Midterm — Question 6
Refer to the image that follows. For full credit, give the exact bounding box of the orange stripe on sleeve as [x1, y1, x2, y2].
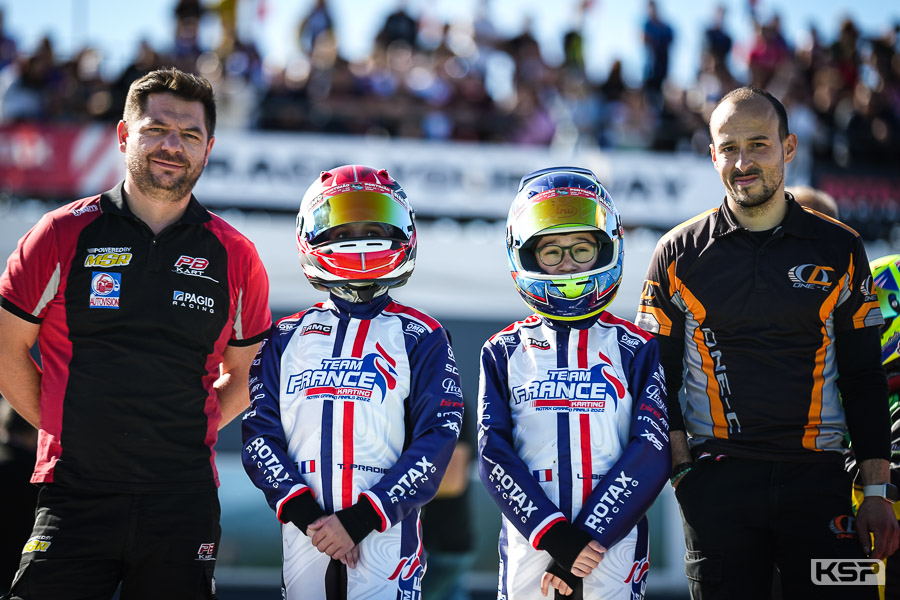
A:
[803, 273, 843, 450]
[852, 300, 881, 330]
[638, 279, 673, 336]
[674, 274, 729, 439]
[636, 306, 673, 336]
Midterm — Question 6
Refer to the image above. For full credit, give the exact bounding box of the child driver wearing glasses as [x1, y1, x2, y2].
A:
[476, 167, 671, 599]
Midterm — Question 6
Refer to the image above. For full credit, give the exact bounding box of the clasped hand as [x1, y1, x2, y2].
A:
[541, 540, 606, 596]
[306, 515, 361, 568]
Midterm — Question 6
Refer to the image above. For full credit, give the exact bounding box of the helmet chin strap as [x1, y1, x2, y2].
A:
[332, 283, 389, 303]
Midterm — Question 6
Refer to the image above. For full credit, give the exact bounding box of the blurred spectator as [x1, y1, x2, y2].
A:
[109, 39, 162, 116]
[0, 397, 38, 593]
[830, 17, 861, 91]
[470, 0, 499, 75]
[172, 0, 205, 73]
[0, 56, 45, 122]
[298, 0, 333, 56]
[60, 46, 115, 121]
[561, 0, 593, 76]
[205, 7, 263, 129]
[696, 5, 737, 116]
[0, 9, 17, 71]
[216, 11, 262, 83]
[254, 61, 309, 130]
[642, 0, 674, 100]
[834, 82, 900, 167]
[783, 82, 817, 185]
[795, 24, 828, 89]
[747, 16, 792, 88]
[788, 185, 840, 219]
[174, 0, 205, 24]
[501, 16, 548, 90]
[376, 1, 419, 50]
[0, 37, 63, 122]
[0, 2, 897, 173]
[703, 5, 732, 67]
[509, 85, 555, 145]
[600, 58, 627, 102]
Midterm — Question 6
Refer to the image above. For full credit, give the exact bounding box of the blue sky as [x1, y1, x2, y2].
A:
[3, 0, 898, 86]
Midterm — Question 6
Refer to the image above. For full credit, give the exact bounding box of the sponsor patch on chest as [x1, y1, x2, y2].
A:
[172, 290, 216, 313]
[89, 272, 121, 308]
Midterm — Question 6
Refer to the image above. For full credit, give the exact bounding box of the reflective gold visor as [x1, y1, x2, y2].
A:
[513, 193, 611, 242]
[305, 191, 413, 241]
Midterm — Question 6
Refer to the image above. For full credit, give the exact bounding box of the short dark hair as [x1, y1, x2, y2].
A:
[712, 86, 789, 141]
[123, 67, 216, 138]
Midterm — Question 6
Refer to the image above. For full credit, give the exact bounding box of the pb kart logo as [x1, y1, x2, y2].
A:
[173, 255, 219, 283]
[90, 272, 121, 309]
[286, 342, 397, 402]
[811, 559, 884, 586]
[196, 543, 216, 561]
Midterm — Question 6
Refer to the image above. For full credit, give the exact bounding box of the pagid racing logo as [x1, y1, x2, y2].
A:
[173, 290, 216, 313]
[511, 365, 625, 412]
[286, 342, 397, 402]
[89, 272, 121, 309]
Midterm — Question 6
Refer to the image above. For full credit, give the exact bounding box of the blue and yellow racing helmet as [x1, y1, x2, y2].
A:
[506, 167, 624, 321]
[871, 254, 900, 366]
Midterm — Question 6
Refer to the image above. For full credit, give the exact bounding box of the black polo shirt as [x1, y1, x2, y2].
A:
[636, 197, 888, 462]
[0, 182, 271, 493]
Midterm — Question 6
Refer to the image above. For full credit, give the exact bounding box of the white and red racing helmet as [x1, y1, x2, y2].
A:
[297, 165, 417, 302]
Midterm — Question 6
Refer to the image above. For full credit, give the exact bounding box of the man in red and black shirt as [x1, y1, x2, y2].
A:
[0, 68, 271, 600]
[636, 86, 898, 599]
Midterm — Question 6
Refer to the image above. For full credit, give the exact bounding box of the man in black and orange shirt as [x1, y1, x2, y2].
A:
[0, 68, 271, 599]
[636, 86, 898, 599]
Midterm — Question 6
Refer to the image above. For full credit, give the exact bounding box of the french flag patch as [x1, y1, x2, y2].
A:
[299, 460, 316, 474]
[533, 469, 553, 482]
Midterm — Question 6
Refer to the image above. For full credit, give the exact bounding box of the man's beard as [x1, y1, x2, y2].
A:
[727, 167, 783, 210]
[127, 150, 205, 203]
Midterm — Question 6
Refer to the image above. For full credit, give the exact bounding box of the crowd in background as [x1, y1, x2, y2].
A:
[0, 0, 898, 169]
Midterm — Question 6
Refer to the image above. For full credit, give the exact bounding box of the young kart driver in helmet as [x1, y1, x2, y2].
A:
[477, 167, 671, 599]
[847, 254, 900, 597]
[241, 165, 462, 600]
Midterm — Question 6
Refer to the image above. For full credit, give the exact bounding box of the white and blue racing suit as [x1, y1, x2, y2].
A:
[242, 293, 462, 599]
[478, 312, 670, 600]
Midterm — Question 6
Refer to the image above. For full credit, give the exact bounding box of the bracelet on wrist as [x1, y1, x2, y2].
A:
[670, 462, 694, 485]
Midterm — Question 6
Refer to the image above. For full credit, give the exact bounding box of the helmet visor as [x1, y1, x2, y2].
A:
[304, 191, 413, 243]
[512, 190, 613, 243]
